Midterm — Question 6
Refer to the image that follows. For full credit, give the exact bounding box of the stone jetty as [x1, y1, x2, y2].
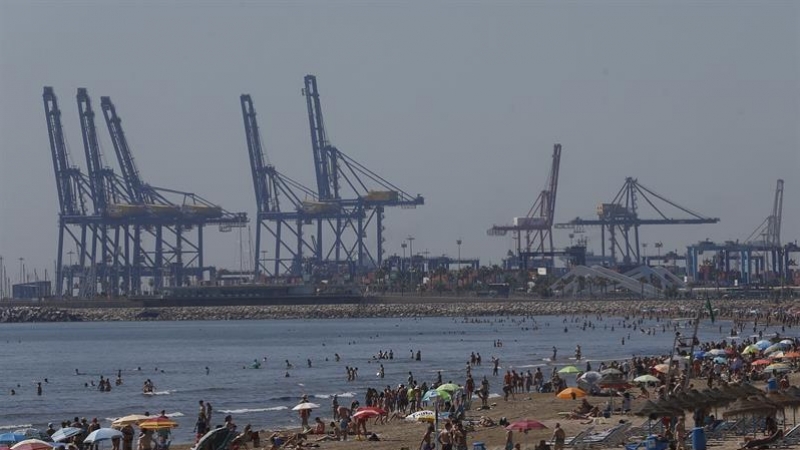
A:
[0, 297, 792, 323]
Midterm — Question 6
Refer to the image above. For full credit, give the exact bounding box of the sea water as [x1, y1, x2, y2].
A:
[0, 314, 776, 443]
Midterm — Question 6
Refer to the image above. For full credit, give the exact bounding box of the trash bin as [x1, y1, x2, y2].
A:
[692, 427, 707, 450]
[645, 435, 658, 450]
[767, 378, 778, 392]
[472, 442, 486, 450]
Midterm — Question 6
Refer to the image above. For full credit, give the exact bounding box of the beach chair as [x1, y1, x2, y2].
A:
[624, 420, 662, 442]
[705, 419, 744, 442]
[575, 423, 632, 449]
[779, 423, 800, 447]
[547, 426, 594, 447]
[740, 429, 783, 450]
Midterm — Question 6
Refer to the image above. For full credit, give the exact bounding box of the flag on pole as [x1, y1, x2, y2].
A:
[706, 298, 715, 323]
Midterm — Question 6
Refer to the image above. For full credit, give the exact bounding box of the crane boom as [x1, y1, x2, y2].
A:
[767, 179, 784, 247]
[240, 94, 275, 213]
[100, 96, 148, 204]
[43, 87, 82, 216]
[303, 75, 337, 200]
[77, 88, 111, 214]
[546, 143, 561, 227]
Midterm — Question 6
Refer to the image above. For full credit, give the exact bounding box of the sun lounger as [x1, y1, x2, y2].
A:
[574, 423, 632, 449]
[779, 424, 800, 447]
[547, 426, 595, 447]
[740, 429, 783, 449]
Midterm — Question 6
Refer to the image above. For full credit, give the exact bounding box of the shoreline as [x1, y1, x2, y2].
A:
[0, 297, 793, 323]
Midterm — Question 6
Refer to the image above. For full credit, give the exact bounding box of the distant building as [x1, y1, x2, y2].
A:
[12, 281, 51, 299]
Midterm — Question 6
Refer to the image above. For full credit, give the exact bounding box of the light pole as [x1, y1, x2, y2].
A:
[642, 243, 648, 266]
[407, 236, 415, 290]
[18, 257, 24, 284]
[401, 243, 407, 295]
[655, 242, 663, 266]
[456, 239, 462, 294]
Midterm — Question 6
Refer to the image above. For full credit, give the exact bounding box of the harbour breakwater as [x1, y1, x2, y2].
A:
[0, 297, 791, 323]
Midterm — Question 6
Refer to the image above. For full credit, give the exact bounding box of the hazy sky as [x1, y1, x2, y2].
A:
[1, 1, 798, 279]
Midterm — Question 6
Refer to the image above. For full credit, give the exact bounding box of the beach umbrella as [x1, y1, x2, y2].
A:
[356, 406, 386, 415]
[50, 429, 82, 443]
[784, 351, 800, 359]
[653, 364, 670, 373]
[136, 418, 178, 430]
[111, 415, 149, 427]
[705, 349, 727, 357]
[558, 366, 581, 374]
[352, 409, 382, 420]
[195, 427, 236, 450]
[580, 371, 601, 382]
[713, 356, 728, 364]
[84, 429, 122, 444]
[723, 397, 777, 419]
[752, 359, 771, 366]
[765, 344, 783, 354]
[755, 340, 772, 350]
[10, 440, 51, 450]
[405, 410, 436, 422]
[505, 419, 548, 431]
[556, 387, 586, 399]
[11, 432, 46, 443]
[437, 383, 460, 392]
[0, 435, 26, 445]
[742, 345, 759, 355]
[780, 339, 794, 346]
[770, 351, 786, 359]
[600, 368, 622, 376]
[633, 374, 659, 383]
[291, 402, 320, 411]
[765, 363, 791, 373]
[423, 389, 450, 402]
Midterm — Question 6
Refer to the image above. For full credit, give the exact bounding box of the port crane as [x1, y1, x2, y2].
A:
[488, 144, 562, 269]
[302, 75, 424, 269]
[44, 87, 98, 297]
[44, 86, 247, 297]
[557, 177, 720, 266]
[241, 94, 362, 278]
[100, 94, 247, 293]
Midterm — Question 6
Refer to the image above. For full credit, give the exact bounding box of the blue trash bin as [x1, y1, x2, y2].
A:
[767, 378, 778, 392]
[692, 427, 707, 450]
[472, 442, 486, 450]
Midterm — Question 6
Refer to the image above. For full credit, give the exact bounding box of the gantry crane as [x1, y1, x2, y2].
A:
[43, 87, 96, 297]
[302, 75, 424, 269]
[557, 177, 720, 266]
[488, 144, 562, 269]
[76, 88, 133, 296]
[241, 94, 363, 277]
[44, 86, 247, 297]
[100, 94, 247, 293]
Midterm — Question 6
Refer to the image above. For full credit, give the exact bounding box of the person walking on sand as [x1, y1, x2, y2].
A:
[553, 423, 566, 450]
[420, 424, 434, 450]
[505, 429, 514, 450]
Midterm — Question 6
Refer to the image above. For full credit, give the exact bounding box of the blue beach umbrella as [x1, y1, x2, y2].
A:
[0, 434, 26, 445]
[755, 340, 772, 350]
[84, 429, 122, 444]
[423, 389, 450, 402]
[50, 429, 82, 443]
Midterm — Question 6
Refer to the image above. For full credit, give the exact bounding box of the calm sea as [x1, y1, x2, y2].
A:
[0, 314, 777, 443]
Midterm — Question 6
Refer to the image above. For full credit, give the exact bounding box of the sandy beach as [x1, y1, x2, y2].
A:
[160, 372, 800, 450]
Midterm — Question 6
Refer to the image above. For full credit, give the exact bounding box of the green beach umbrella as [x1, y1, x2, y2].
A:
[558, 365, 581, 374]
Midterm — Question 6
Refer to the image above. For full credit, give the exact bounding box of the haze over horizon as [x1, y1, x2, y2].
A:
[1, 1, 798, 280]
